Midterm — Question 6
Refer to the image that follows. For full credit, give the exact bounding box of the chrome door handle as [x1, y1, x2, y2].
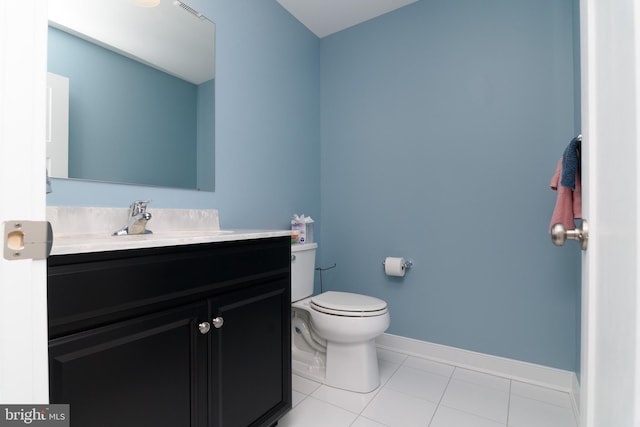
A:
[551, 220, 589, 250]
[198, 322, 211, 334]
[212, 317, 224, 329]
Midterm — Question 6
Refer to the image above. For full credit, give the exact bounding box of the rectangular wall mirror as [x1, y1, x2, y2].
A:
[47, 0, 216, 191]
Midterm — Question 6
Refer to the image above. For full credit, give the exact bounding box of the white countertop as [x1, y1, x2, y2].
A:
[50, 229, 293, 256]
[47, 206, 292, 256]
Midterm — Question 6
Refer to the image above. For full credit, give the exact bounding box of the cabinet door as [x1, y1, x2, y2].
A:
[49, 303, 209, 427]
[210, 279, 291, 427]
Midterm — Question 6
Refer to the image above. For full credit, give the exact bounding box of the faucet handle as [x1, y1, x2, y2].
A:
[131, 200, 152, 215]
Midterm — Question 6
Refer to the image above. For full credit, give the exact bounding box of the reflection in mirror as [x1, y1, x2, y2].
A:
[47, 0, 215, 191]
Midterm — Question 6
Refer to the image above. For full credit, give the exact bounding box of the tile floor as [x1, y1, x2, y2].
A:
[279, 348, 578, 427]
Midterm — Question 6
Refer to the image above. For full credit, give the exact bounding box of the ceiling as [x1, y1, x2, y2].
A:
[47, 0, 416, 85]
[48, 0, 215, 84]
[276, 0, 419, 38]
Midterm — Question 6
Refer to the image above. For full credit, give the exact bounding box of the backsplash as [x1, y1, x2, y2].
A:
[47, 206, 220, 236]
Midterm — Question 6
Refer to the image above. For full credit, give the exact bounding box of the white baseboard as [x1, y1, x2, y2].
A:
[570, 373, 581, 421]
[376, 333, 579, 396]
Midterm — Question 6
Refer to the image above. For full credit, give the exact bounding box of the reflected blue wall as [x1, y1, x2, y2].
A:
[48, 27, 198, 188]
[197, 79, 215, 191]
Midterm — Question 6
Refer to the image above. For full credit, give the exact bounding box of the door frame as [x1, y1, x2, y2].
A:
[0, 0, 49, 402]
[580, 0, 640, 425]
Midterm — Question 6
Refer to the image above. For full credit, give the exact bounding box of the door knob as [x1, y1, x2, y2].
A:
[198, 322, 211, 334]
[212, 317, 224, 329]
[551, 220, 589, 250]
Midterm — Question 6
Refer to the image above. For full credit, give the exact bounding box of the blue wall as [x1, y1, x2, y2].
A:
[319, 0, 580, 371]
[47, 0, 321, 231]
[47, 0, 581, 372]
[48, 27, 198, 188]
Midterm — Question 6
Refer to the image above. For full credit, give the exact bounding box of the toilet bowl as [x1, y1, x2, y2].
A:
[291, 243, 390, 393]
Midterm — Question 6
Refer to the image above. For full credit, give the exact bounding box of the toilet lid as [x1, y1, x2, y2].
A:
[310, 291, 388, 317]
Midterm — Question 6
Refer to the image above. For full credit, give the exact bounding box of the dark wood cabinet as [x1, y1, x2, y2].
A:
[49, 302, 209, 426]
[48, 237, 291, 427]
[211, 280, 289, 427]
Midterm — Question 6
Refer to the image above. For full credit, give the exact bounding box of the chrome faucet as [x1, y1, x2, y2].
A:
[113, 200, 153, 236]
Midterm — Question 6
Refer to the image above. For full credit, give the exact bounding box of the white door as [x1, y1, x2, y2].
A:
[580, 0, 640, 425]
[0, 0, 49, 402]
[46, 72, 70, 179]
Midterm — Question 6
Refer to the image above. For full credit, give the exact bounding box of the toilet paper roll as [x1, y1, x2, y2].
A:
[384, 257, 406, 277]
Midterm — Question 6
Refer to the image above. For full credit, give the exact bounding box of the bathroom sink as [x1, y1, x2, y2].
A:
[108, 229, 237, 243]
[122, 229, 236, 238]
[162, 229, 235, 236]
[50, 228, 290, 255]
[50, 229, 239, 255]
[47, 206, 290, 256]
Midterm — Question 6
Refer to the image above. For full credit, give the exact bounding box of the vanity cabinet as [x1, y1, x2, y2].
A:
[47, 237, 291, 427]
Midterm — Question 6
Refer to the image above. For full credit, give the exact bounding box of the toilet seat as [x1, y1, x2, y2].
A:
[310, 291, 388, 317]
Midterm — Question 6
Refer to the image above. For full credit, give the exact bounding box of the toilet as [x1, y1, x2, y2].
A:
[291, 243, 390, 393]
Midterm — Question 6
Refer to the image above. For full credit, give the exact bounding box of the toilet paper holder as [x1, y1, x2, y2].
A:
[382, 258, 413, 269]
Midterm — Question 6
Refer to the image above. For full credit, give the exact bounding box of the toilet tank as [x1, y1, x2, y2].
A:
[291, 243, 317, 302]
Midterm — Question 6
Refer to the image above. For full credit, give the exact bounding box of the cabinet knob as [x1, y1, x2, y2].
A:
[198, 322, 211, 334]
[212, 317, 224, 329]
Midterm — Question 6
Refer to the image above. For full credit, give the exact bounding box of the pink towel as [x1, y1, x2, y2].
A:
[550, 158, 582, 231]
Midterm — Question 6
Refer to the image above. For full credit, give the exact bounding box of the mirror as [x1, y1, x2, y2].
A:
[47, 0, 215, 191]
